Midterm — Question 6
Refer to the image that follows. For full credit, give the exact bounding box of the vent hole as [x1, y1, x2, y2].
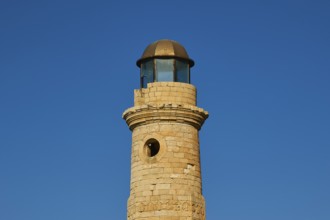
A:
[145, 139, 160, 157]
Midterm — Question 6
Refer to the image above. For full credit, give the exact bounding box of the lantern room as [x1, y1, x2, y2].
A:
[136, 39, 195, 88]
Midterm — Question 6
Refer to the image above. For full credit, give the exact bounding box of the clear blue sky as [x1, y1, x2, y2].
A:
[0, 0, 329, 219]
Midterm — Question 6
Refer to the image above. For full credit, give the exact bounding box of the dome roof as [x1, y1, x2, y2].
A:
[136, 39, 195, 67]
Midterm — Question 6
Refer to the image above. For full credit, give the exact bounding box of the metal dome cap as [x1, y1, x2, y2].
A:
[136, 39, 195, 67]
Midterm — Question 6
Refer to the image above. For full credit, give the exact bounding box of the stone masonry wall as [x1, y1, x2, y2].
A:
[124, 82, 208, 220]
[134, 82, 196, 106]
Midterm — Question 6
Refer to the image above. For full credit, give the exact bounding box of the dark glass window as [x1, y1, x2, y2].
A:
[141, 60, 154, 88]
[140, 58, 191, 87]
[176, 60, 189, 83]
[155, 59, 174, 82]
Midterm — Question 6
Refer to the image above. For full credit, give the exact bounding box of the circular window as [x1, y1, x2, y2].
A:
[144, 139, 160, 157]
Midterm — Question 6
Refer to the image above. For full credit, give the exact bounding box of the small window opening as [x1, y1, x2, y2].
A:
[145, 139, 160, 157]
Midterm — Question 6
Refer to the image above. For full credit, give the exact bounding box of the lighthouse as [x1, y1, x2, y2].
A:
[123, 39, 209, 220]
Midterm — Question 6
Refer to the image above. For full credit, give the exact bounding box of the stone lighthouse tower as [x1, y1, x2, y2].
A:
[123, 39, 209, 220]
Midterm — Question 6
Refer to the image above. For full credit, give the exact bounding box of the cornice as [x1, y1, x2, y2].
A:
[123, 104, 209, 131]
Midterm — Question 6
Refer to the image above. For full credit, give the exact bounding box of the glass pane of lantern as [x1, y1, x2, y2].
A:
[176, 60, 189, 83]
[141, 60, 154, 88]
[155, 59, 174, 82]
